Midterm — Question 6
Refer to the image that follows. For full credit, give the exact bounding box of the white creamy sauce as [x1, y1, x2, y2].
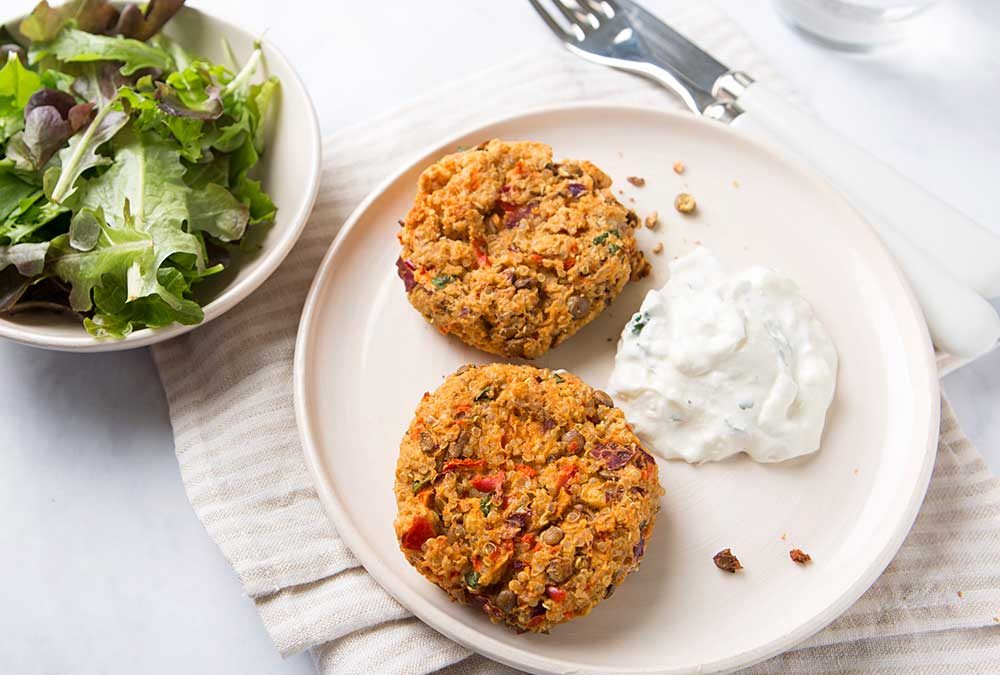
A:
[608, 247, 838, 463]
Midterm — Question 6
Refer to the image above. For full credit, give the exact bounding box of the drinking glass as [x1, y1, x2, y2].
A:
[773, 0, 939, 49]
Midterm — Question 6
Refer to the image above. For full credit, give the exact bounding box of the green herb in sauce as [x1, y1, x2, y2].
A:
[630, 312, 649, 335]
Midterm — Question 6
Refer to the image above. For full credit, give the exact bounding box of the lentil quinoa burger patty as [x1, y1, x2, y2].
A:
[394, 363, 663, 633]
[396, 140, 650, 359]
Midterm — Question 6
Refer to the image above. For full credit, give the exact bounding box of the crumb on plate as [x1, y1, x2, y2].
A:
[627, 176, 646, 187]
[713, 548, 742, 573]
[645, 211, 659, 229]
[674, 193, 696, 214]
[672, 161, 685, 175]
[790, 548, 812, 564]
[652, 242, 663, 254]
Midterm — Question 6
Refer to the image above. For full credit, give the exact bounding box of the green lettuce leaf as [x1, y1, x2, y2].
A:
[0, 52, 43, 142]
[46, 206, 201, 336]
[0, 241, 49, 275]
[77, 126, 203, 268]
[0, 166, 40, 222]
[248, 76, 278, 154]
[41, 28, 174, 76]
[186, 183, 248, 242]
[45, 100, 129, 203]
[0, 197, 68, 244]
[47, 206, 152, 311]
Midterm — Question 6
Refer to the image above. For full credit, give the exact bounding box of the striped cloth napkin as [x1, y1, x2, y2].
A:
[151, 2, 1000, 672]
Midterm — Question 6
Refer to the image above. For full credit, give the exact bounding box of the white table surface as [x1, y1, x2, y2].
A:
[2, 1, 997, 674]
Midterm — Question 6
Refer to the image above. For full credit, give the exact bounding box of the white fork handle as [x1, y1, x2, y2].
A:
[730, 84, 1000, 358]
[733, 81, 1000, 300]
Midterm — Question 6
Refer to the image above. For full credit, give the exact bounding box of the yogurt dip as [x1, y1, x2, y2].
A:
[608, 247, 838, 463]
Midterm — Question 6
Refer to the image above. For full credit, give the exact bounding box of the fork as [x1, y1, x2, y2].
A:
[528, 0, 1000, 359]
[527, 0, 742, 118]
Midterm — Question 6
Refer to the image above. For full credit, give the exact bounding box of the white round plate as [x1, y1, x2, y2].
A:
[295, 105, 939, 674]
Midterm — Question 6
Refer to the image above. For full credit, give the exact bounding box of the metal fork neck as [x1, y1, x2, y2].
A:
[704, 71, 754, 124]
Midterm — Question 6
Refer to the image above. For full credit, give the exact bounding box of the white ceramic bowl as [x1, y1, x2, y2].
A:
[0, 6, 321, 351]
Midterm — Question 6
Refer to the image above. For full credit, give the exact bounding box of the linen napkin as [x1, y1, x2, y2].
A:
[152, 2, 1000, 672]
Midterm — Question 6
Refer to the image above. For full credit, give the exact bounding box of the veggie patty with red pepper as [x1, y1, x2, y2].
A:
[394, 363, 663, 633]
[396, 140, 649, 359]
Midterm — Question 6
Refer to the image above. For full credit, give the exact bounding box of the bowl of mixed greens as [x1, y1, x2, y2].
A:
[0, 0, 321, 350]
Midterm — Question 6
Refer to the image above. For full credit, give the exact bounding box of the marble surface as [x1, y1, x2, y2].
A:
[1, 1, 997, 674]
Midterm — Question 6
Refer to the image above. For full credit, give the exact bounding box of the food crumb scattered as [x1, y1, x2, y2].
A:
[629, 197, 635, 203]
[627, 176, 646, 187]
[645, 211, 659, 229]
[957, 590, 963, 598]
[673, 161, 685, 175]
[994, 616, 999, 623]
[732, 180, 740, 188]
[713, 548, 743, 573]
[790, 548, 812, 564]
[674, 192, 697, 214]
[853, 468, 859, 476]
[780, 532, 787, 541]
[652, 242, 664, 255]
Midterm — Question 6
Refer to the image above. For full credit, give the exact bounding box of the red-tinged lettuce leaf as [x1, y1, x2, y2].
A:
[71, 62, 128, 105]
[6, 90, 96, 172]
[154, 81, 222, 120]
[0, 266, 33, 311]
[24, 87, 75, 118]
[5, 106, 69, 171]
[113, 0, 186, 42]
[20, 0, 185, 45]
[1, 45, 27, 66]
[20, 0, 120, 43]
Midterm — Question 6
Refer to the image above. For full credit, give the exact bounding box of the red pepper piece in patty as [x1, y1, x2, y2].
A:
[472, 238, 491, 268]
[546, 586, 567, 602]
[472, 471, 505, 493]
[441, 458, 486, 473]
[554, 464, 578, 492]
[401, 516, 436, 550]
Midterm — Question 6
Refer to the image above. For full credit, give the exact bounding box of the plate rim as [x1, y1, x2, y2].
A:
[294, 102, 940, 674]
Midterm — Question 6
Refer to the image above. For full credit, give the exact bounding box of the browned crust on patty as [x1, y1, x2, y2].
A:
[397, 140, 649, 359]
[394, 363, 663, 632]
